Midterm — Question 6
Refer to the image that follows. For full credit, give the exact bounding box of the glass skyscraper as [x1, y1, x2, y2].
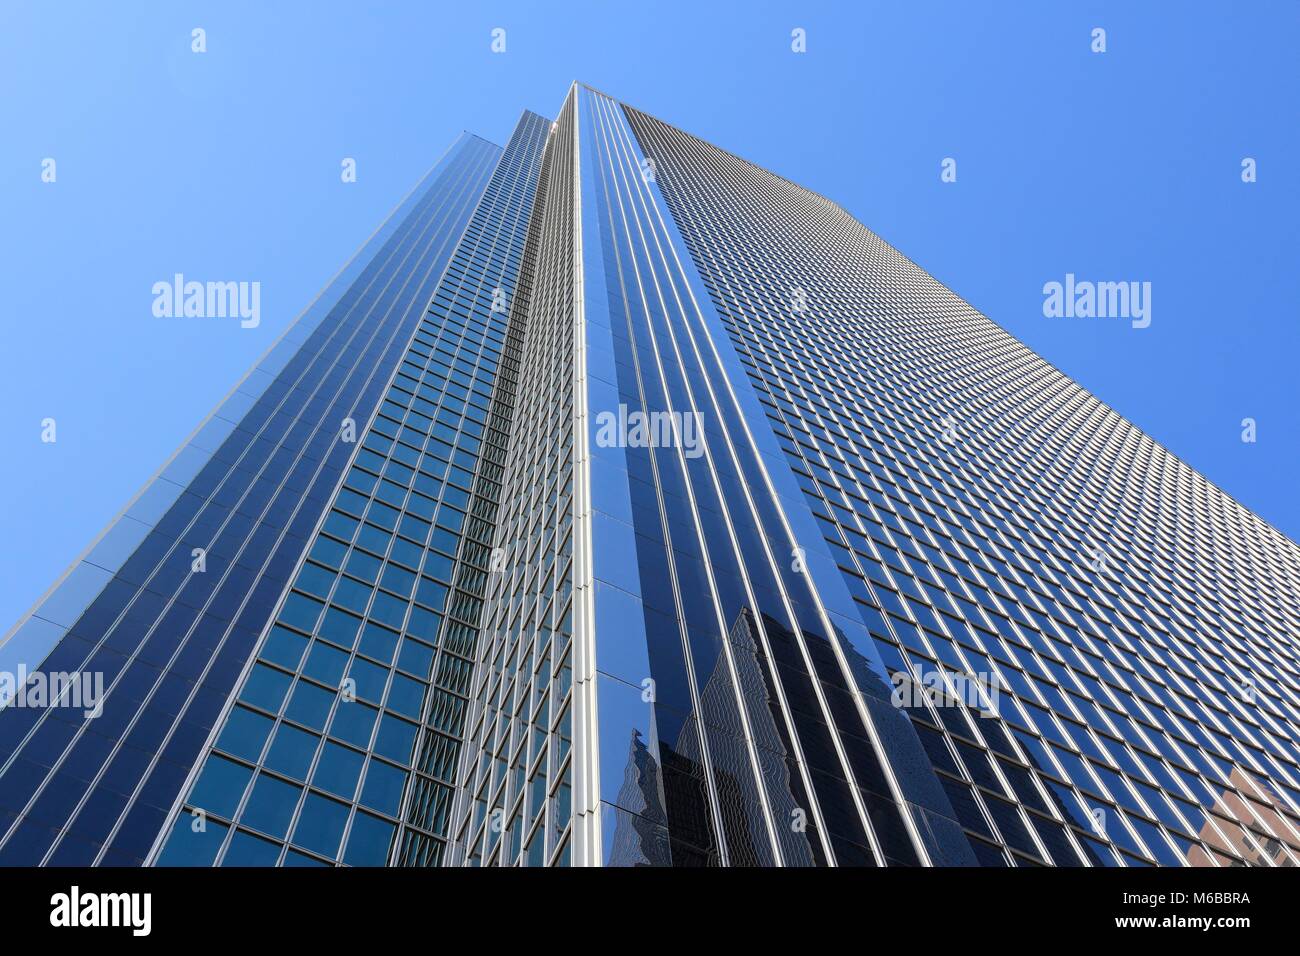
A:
[3, 84, 1299, 868]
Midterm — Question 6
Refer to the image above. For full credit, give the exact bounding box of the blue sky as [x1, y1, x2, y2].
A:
[2, 1, 1297, 630]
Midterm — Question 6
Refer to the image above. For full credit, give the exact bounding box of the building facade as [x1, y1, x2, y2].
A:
[3, 85, 1299, 868]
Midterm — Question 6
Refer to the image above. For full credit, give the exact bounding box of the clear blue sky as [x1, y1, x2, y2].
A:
[2, 1, 1297, 630]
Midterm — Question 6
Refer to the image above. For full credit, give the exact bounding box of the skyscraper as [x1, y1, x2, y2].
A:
[3, 84, 1298, 868]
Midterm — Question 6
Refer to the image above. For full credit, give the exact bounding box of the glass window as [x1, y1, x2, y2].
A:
[264, 724, 320, 781]
[348, 658, 390, 703]
[189, 754, 252, 819]
[369, 591, 408, 630]
[261, 625, 308, 670]
[222, 829, 282, 866]
[284, 680, 336, 731]
[332, 577, 373, 615]
[359, 759, 406, 816]
[304, 641, 349, 686]
[241, 774, 302, 839]
[397, 638, 435, 678]
[280, 593, 325, 633]
[343, 812, 395, 867]
[344, 550, 381, 584]
[239, 663, 291, 713]
[386, 674, 424, 719]
[319, 607, 362, 648]
[373, 714, 419, 763]
[358, 623, 399, 664]
[330, 701, 379, 748]
[215, 706, 273, 763]
[294, 563, 335, 600]
[156, 815, 229, 866]
[313, 741, 364, 800]
[292, 793, 349, 859]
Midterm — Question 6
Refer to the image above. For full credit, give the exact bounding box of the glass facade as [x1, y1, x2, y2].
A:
[153, 112, 552, 867]
[615, 99, 1300, 868]
[4, 83, 1298, 869]
[0, 127, 504, 866]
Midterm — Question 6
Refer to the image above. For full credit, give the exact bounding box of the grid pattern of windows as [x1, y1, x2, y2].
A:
[8, 86, 1297, 871]
[153, 113, 551, 867]
[449, 94, 578, 868]
[571, 89, 947, 867]
[452, 85, 976, 869]
[624, 104, 1300, 867]
[0, 134, 499, 867]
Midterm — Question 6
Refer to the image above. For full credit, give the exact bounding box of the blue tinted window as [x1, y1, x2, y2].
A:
[283, 849, 329, 867]
[284, 681, 335, 731]
[386, 674, 424, 719]
[292, 793, 349, 859]
[358, 623, 399, 664]
[348, 658, 390, 703]
[239, 663, 291, 713]
[415, 578, 448, 611]
[304, 641, 349, 685]
[215, 706, 273, 763]
[308, 536, 347, 570]
[373, 714, 418, 763]
[241, 774, 301, 839]
[223, 829, 281, 866]
[406, 607, 441, 642]
[264, 724, 320, 781]
[397, 638, 434, 677]
[155, 815, 228, 866]
[344, 550, 381, 583]
[330, 702, 378, 748]
[280, 593, 324, 632]
[261, 626, 308, 670]
[313, 742, 364, 800]
[319, 607, 362, 648]
[332, 577, 372, 615]
[294, 563, 335, 599]
[343, 812, 395, 867]
[189, 755, 252, 818]
[368, 591, 407, 629]
[359, 759, 406, 816]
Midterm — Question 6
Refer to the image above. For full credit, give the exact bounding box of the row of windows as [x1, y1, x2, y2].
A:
[0, 136, 504, 867]
[628, 104, 1300, 867]
[154, 114, 553, 866]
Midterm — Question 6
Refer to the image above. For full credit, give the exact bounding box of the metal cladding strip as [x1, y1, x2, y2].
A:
[583, 88, 786, 864]
[581, 87, 735, 865]
[0, 133, 500, 866]
[568, 87, 603, 868]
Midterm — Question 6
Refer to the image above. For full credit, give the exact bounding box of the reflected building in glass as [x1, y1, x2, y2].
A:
[3, 85, 1299, 868]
